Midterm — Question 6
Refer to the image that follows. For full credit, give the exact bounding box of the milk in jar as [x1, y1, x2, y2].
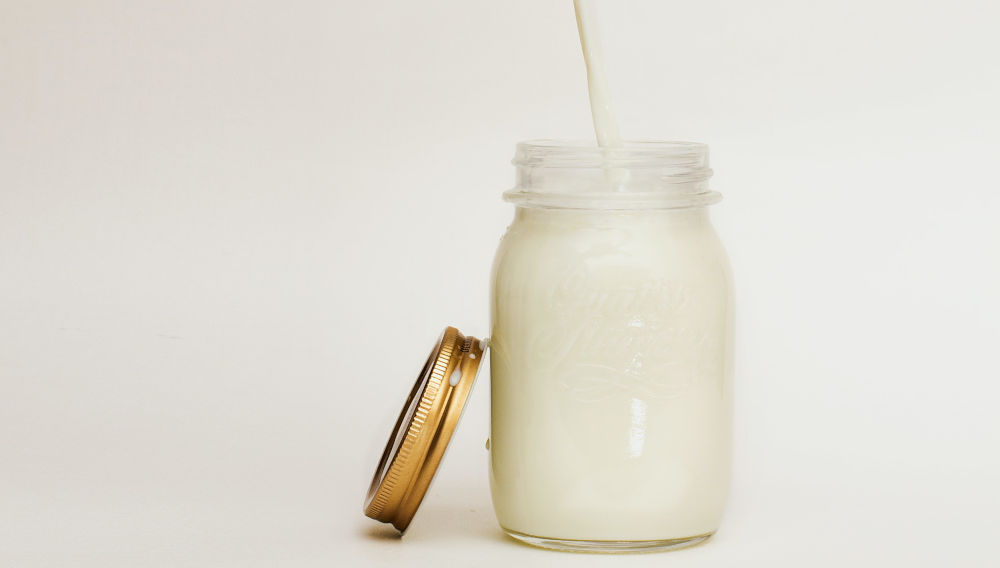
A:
[488, 140, 733, 551]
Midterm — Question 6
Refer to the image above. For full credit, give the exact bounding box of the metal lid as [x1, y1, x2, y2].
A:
[363, 326, 485, 532]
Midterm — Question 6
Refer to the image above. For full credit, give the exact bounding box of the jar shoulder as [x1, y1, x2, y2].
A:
[492, 212, 732, 285]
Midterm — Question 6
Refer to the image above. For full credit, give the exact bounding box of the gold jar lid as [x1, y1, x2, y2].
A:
[364, 326, 485, 532]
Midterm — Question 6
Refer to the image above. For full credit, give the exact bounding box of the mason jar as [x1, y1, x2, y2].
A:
[488, 140, 734, 552]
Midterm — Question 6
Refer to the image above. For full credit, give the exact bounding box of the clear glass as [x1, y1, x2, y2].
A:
[489, 140, 733, 553]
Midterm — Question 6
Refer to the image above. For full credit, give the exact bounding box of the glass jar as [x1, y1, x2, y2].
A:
[488, 140, 733, 552]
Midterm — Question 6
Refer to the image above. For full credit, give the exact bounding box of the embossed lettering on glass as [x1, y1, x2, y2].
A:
[489, 140, 733, 553]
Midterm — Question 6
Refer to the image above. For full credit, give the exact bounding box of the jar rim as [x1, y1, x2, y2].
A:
[513, 139, 709, 169]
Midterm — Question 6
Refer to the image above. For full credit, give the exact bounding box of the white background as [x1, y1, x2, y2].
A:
[2, 0, 999, 566]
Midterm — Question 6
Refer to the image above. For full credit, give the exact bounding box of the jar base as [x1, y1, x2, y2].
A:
[502, 529, 714, 554]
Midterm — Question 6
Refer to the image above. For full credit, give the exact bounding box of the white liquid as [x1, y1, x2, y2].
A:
[573, 0, 621, 148]
[574, 0, 629, 192]
[489, 208, 733, 541]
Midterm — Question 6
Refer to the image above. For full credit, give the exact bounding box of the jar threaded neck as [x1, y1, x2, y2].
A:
[506, 140, 720, 210]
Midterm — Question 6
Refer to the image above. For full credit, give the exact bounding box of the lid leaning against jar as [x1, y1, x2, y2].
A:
[364, 326, 485, 532]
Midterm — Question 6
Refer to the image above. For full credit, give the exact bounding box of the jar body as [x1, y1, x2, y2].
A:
[489, 206, 733, 547]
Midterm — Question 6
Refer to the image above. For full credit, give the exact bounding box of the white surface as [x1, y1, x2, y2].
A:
[1, 0, 999, 566]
